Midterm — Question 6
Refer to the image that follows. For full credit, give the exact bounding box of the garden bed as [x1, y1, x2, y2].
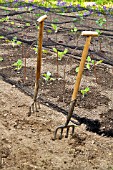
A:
[0, 2, 113, 169]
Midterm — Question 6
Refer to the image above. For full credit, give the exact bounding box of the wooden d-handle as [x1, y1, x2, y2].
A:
[81, 31, 98, 37]
[37, 15, 47, 23]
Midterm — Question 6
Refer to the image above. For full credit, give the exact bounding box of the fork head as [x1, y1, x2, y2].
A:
[54, 124, 75, 140]
[27, 101, 40, 117]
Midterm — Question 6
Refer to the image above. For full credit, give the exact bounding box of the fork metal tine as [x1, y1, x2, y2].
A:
[54, 125, 75, 140]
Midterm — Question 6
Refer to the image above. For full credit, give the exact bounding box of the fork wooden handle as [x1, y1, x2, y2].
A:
[71, 31, 98, 101]
[36, 15, 47, 81]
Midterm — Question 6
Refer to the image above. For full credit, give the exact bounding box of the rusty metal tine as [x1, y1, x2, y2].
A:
[54, 127, 60, 140]
[32, 103, 34, 113]
[65, 127, 69, 138]
[35, 103, 37, 112]
[59, 127, 64, 139]
[72, 125, 75, 136]
[54, 126, 64, 140]
[54, 131, 57, 140]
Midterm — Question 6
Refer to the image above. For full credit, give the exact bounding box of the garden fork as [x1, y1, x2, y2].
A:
[54, 31, 98, 139]
[28, 15, 47, 116]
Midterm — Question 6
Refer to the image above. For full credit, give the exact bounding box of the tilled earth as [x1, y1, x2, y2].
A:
[0, 78, 113, 170]
[0, 2, 113, 170]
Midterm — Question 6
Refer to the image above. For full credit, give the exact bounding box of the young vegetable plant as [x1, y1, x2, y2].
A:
[80, 87, 90, 98]
[12, 59, 23, 71]
[0, 16, 9, 22]
[95, 29, 101, 35]
[75, 56, 103, 73]
[51, 24, 58, 33]
[70, 26, 78, 33]
[33, 45, 48, 54]
[51, 23, 59, 42]
[96, 18, 106, 27]
[43, 71, 55, 81]
[86, 56, 103, 70]
[53, 48, 68, 60]
[86, 55, 95, 70]
[11, 37, 22, 47]
[33, 45, 38, 54]
[26, 22, 30, 26]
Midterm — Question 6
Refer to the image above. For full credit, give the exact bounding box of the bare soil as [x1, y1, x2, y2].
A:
[0, 2, 113, 170]
[0, 78, 113, 170]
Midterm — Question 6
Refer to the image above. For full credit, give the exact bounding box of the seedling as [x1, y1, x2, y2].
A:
[0, 16, 9, 22]
[71, 26, 78, 33]
[43, 71, 55, 81]
[12, 59, 23, 71]
[33, 45, 38, 54]
[33, 45, 48, 54]
[86, 55, 95, 70]
[53, 18, 59, 22]
[75, 66, 79, 73]
[53, 48, 68, 60]
[35, 13, 42, 17]
[95, 29, 101, 35]
[80, 87, 90, 97]
[26, 22, 30, 26]
[75, 56, 103, 72]
[47, 29, 52, 33]
[42, 49, 48, 54]
[51, 24, 58, 33]
[96, 18, 106, 27]
[11, 37, 22, 47]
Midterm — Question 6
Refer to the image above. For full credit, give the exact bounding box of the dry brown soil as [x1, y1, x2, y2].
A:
[0, 78, 113, 170]
[0, 2, 113, 170]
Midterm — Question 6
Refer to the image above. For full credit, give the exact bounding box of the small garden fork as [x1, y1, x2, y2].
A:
[54, 31, 98, 139]
[28, 15, 47, 116]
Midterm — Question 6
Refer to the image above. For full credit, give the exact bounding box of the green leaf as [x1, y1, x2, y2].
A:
[73, 27, 78, 32]
[51, 24, 58, 32]
[35, 13, 41, 17]
[96, 60, 103, 65]
[64, 48, 68, 54]
[86, 63, 90, 70]
[95, 29, 101, 35]
[58, 52, 63, 60]
[11, 21, 14, 25]
[47, 29, 52, 33]
[46, 71, 51, 77]
[91, 60, 95, 65]
[42, 49, 48, 54]
[43, 71, 52, 81]
[26, 23, 30, 26]
[73, 18, 77, 22]
[75, 67, 79, 73]
[81, 89, 85, 96]
[12, 59, 22, 70]
[17, 41, 22, 45]
[17, 59, 22, 65]
[0, 57, 3, 61]
[80, 87, 90, 97]
[85, 87, 90, 92]
[53, 18, 59, 22]
[53, 47, 57, 53]
[87, 56, 91, 62]
[0, 36, 4, 39]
